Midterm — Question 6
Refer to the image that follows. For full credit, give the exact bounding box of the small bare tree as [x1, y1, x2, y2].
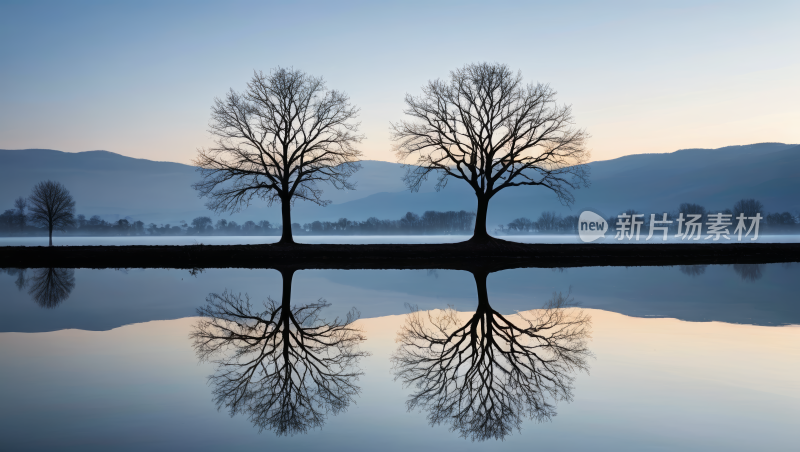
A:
[392, 63, 590, 242]
[13, 197, 27, 231]
[28, 180, 76, 246]
[191, 269, 368, 435]
[392, 270, 592, 441]
[193, 68, 363, 245]
[733, 198, 764, 231]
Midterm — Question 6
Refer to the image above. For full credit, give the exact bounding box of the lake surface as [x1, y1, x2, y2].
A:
[1, 264, 799, 451]
[2, 234, 800, 246]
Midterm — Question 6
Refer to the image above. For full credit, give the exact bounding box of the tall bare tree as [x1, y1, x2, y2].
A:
[392, 270, 592, 441]
[193, 68, 363, 245]
[191, 268, 368, 435]
[392, 63, 590, 242]
[28, 180, 76, 246]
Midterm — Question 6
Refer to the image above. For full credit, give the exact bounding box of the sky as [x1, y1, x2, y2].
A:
[0, 0, 797, 165]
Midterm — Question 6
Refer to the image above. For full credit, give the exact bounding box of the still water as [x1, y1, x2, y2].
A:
[1, 264, 799, 451]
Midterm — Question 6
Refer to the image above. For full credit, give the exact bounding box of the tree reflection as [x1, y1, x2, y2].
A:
[392, 270, 592, 441]
[679, 265, 708, 277]
[191, 268, 368, 436]
[13, 269, 27, 291]
[1, 268, 29, 291]
[733, 264, 763, 282]
[27, 268, 75, 308]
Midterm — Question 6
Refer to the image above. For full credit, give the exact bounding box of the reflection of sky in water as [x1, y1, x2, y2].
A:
[1, 311, 798, 451]
[0, 264, 799, 450]
[1, 263, 799, 332]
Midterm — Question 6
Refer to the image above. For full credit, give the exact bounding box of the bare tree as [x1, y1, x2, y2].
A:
[392, 270, 592, 441]
[28, 180, 76, 246]
[13, 197, 27, 231]
[536, 211, 561, 232]
[678, 202, 707, 225]
[191, 269, 368, 435]
[193, 68, 364, 245]
[392, 63, 590, 242]
[27, 268, 75, 308]
[733, 198, 764, 231]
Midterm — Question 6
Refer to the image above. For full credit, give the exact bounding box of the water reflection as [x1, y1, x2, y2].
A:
[27, 268, 76, 308]
[191, 268, 368, 435]
[733, 264, 764, 282]
[679, 265, 708, 277]
[1, 268, 76, 308]
[2, 268, 29, 291]
[675, 263, 766, 282]
[392, 270, 593, 441]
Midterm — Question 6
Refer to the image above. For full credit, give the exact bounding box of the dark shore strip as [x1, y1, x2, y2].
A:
[1, 242, 799, 271]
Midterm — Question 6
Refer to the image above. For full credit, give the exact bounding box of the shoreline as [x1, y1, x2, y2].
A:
[1, 242, 798, 271]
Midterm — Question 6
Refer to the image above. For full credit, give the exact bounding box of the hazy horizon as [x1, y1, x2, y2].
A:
[4, 141, 799, 167]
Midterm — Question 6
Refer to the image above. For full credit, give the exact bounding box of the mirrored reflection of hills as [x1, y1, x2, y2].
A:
[392, 270, 593, 441]
[2, 263, 798, 333]
[191, 268, 369, 436]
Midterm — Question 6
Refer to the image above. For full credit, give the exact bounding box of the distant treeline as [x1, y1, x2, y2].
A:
[498, 199, 800, 235]
[0, 210, 476, 236]
[3, 198, 798, 237]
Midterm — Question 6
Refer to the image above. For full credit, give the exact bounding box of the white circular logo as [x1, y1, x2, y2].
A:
[578, 211, 608, 242]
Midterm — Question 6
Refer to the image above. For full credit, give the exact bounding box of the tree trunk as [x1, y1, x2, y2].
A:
[280, 268, 295, 361]
[278, 197, 295, 245]
[472, 270, 490, 311]
[48, 224, 53, 247]
[471, 270, 494, 343]
[470, 195, 491, 242]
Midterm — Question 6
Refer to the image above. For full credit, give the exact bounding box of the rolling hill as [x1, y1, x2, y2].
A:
[1, 143, 798, 227]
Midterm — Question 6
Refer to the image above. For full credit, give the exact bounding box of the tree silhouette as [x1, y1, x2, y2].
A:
[392, 270, 592, 441]
[27, 268, 75, 308]
[191, 269, 368, 435]
[193, 68, 363, 245]
[733, 199, 765, 231]
[27, 180, 76, 246]
[13, 197, 27, 231]
[392, 63, 589, 242]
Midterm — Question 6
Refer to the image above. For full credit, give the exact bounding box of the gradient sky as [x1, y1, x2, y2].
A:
[1, 0, 797, 164]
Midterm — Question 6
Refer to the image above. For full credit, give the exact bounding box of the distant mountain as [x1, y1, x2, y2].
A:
[1, 143, 798, 227]
[0, 150, 423, 225]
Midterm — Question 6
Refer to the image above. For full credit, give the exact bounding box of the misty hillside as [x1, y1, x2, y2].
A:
[1, 143, 798, 227]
